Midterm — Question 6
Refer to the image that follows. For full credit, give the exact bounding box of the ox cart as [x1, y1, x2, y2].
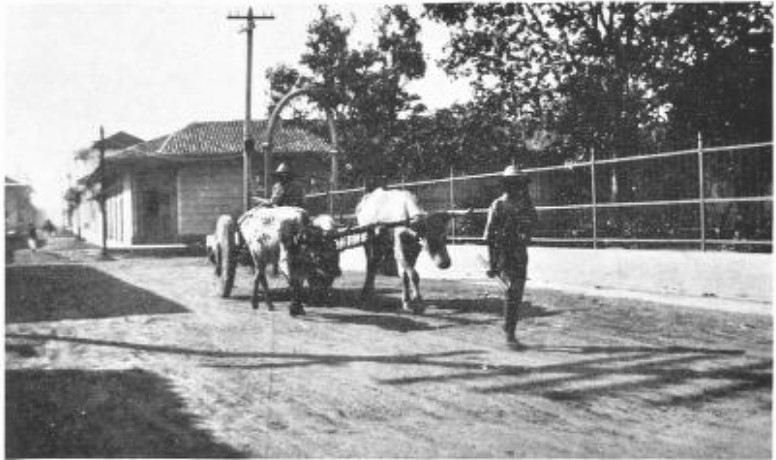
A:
[205, 210, 414, 300]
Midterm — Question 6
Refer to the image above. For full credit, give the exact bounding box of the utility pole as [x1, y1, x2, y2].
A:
[98, 126, 108, 258]
[227, 8, 275, 212]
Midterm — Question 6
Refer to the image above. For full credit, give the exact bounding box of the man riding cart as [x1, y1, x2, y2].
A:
[205, 162, 339, 313]
[251, 163, 306, 209]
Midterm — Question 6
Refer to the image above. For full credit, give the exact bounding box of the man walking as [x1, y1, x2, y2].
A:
[483, 165, 537, 346]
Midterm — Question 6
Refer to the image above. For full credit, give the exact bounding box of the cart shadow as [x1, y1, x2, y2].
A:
[6, 265, 190, 323]
[302, 282, 564, 331]
[428, 298, 563, 320]
[310, 310, 440, 332]
[6, 368, 244, 458]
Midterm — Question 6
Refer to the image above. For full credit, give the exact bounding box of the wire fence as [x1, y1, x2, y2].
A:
[306, 137, 772, 252]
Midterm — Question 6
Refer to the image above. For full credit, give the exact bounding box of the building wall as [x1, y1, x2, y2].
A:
[5, 186, 37, 232]
[102, 172, 135, 245]
[73, 152, 331, 246]
[121, 173, 134, 243]
[74, 190, 101, 244]
[177, 160, 243, 240]
[176, 154, 330, 241]
[133, 168, 178, 244]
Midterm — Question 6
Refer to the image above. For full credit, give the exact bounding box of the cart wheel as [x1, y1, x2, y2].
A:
[214, 215, 237, 298]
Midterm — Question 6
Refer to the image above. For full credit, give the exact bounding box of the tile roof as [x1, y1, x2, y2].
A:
[93, 131, 144, 150]
[5, 177, 30, 187]
[108, 120, 335, 162]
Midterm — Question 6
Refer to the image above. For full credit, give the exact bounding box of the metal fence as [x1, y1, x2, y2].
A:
[307, 138, 772, 252]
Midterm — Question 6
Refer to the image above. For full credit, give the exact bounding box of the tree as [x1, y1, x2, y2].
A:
[282, 5, 427, 183]
[425, 2, 772, 206]
[63, 186, 82, 220]
[652, 3, 772, 146]
[265, 64, 307, 118]
[426, 4, 678, 160]
[427, 3, 771, 150]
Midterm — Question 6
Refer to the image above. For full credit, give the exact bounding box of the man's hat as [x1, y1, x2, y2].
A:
[273, 162, 293, 177]
[502, 165, 529, 182]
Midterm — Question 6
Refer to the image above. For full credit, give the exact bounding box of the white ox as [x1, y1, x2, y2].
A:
[238, 206, 310, 316]
[356, 188, 452, 313]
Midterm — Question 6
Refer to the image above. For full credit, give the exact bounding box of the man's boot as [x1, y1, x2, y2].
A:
[504, 300, 519, 343]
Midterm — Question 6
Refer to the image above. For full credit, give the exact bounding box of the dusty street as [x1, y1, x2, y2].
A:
[5, 242, 773, 458]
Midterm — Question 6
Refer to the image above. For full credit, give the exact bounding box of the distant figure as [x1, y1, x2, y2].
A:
[252, 163, 306, 209]
[43, 219, 56, 237]
[27, 223, 38, 253]
[484, 165, 537, 347]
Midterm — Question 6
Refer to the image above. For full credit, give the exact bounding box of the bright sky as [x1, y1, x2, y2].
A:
[3, 0, 472, 222]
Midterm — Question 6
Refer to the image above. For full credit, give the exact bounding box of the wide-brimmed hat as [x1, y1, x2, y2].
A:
[272, 162, 293, 177]
[502, 165, 529, 182]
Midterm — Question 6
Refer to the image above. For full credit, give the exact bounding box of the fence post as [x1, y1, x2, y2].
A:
[698, 132, 706, 251]
[327, 180, 334, 216]
[449, 166, 456, 240]
[590, 147, 598, 249]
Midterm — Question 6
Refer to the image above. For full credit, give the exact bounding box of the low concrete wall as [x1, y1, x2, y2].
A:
[340, 245, 772, 306]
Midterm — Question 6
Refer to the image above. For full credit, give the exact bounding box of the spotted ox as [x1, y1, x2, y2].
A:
[356, 188, 452, 313]
[237, 206, 310, 316]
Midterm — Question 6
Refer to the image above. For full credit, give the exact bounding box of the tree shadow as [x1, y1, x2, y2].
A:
[6, 368, 244, 458]
[6, 265, 189, 323]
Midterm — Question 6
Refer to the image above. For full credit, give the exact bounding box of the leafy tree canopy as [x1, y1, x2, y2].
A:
[425, 3, 772, 159]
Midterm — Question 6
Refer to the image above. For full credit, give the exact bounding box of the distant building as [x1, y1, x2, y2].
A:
[73, 120, 335, 246]
[70, 131, 144, 241]
[5, 177, 38, 234]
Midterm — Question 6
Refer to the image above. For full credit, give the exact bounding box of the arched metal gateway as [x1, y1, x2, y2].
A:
[250, 86, 339, 210]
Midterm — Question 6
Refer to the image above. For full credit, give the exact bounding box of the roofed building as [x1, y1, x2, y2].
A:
[5, 177, 38, 234]
[74, 120, 335, 246]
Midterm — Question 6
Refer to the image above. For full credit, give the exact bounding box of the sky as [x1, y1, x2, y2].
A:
[3, 0, 473, 222]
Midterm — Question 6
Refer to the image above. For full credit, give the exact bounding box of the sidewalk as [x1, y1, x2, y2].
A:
[340, 245, 773, 316]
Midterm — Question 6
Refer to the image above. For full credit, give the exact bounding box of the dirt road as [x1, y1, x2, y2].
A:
[6, 245, 772, 458]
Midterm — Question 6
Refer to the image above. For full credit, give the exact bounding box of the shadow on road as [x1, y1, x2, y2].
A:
[430, 298, 563, 319]
[6, 332, 485, 364]
[6, 264, 189, 323]
[312, 311, 439, 332]
[7, 329, 769, 409]
[377, 343, 772, 407]
[317, 283, 560, 330]
[6, 368, 244, 458]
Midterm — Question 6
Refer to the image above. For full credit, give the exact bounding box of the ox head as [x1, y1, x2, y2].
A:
[410, 212, 452, 269]
[300, 215, 342, 303]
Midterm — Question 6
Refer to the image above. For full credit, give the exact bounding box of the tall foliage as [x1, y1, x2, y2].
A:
[425, 3, 772, 159]
[263, 5, 427, 185]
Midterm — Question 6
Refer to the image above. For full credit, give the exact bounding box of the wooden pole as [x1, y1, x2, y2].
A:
[244, 8, 254, 211]
[227, 8, 274, 210]
[99, 126, 108, 257]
